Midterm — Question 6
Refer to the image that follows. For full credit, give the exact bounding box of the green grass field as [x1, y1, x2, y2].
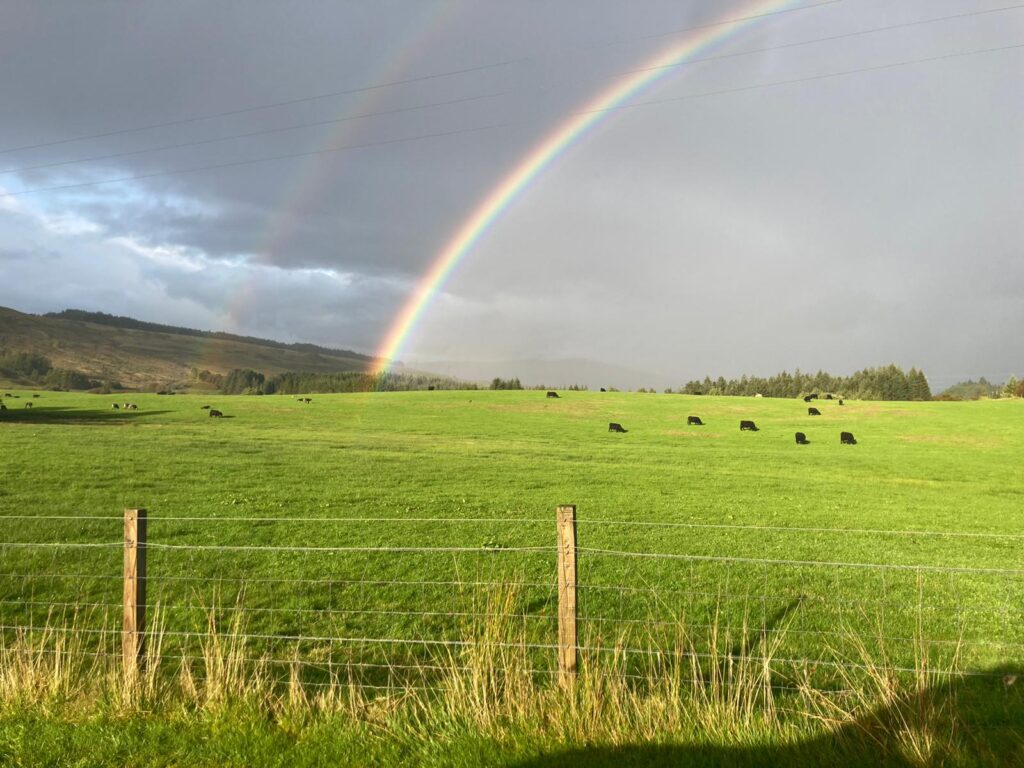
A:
[1, 389, 1023, 765]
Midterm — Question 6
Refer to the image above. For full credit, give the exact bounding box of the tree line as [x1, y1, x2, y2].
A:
[0, 350, 109, 390]
[674, 365, 933, 401]
[220, 369, 474, 395]
[937, 377, 1024, 401]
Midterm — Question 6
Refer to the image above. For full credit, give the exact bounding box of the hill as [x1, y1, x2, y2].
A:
[0, 305, 380, 388]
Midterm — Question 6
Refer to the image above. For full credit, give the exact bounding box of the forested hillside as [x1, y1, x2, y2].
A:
[0, 306, 379, 389]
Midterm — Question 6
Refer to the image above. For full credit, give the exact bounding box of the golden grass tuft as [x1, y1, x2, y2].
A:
[0, 584, 974, 763]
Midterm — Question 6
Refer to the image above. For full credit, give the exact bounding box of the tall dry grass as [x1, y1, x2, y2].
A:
[0, 585, 969, 763]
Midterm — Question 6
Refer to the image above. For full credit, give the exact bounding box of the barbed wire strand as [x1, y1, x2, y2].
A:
[4, 514, 1024, 542]
[578, 548, 1024, 576]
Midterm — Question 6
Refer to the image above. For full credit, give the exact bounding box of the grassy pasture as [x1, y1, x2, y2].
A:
[1, 389, 1023, 692]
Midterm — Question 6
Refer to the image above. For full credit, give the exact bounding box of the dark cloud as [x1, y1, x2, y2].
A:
[0, 0, 1021, 385]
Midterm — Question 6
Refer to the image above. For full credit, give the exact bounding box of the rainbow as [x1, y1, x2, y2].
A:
[373, 0, 824, 374]
[195, 1, 464, 374]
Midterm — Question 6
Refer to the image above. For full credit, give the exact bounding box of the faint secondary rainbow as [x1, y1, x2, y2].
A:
[193, 0, 463, 375]
[373, 0, 818, 375]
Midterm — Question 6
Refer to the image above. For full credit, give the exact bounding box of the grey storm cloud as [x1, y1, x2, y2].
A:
[0, 0, 1021, 387]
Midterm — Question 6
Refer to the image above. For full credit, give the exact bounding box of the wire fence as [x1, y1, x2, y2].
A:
[1, 508, 1022, 695]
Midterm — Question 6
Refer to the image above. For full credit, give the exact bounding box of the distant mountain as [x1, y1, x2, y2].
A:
[413, 357, 673, 391]
[0, 306, 379, 388]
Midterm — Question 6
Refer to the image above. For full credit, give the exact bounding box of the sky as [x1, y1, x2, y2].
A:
[0, 0, 1021, 390]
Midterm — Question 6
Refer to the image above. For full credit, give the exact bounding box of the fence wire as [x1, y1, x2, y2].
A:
[1, 511, 1022, 696]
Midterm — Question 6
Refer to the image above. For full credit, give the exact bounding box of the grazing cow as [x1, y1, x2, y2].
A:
[795, 432, 809, 445]
[209, 409, 223, 418]
[608, 422, 627, 433]
[808, 407, 821, 416]
[200, 405, 211, 410]
[600, 388, 607, 392]
[428, 385, 435, 391]
[687, 416, 704, 426]
[24, 402, 32, 409]
[31, 394, 39, 399]
[0, 403, 6, 411]
[546, 391, 559, 399]
[3, 393, 10, 397]
[803, 394, 818, 402]
[111, 403, 120, 409]
[825, 394, 834, 400]
[754, 393, 764, 398]
[127, 403, 138, 410]
[838, 399, 844, 406]
[740, 420, 758, 431]
[840, 431, 857, 445]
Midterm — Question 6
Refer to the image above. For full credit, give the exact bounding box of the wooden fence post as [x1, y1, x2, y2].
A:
[556, 504, 578, 684]
[123, 508, 147, 677]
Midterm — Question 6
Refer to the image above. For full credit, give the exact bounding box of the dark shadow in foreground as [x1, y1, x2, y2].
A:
[510, 666, 1024, 768]
[0, 406, 173, 425]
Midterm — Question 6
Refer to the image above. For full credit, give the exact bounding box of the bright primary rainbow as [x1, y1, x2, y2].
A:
[372, 0, 819, 375]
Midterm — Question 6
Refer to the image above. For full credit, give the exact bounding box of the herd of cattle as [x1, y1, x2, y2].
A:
[597, 392, 857, 445]
[4, 391, 856, 445]
[1, 392, 40, 410]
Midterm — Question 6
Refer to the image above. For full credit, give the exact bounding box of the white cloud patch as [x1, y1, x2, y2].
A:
[108, 235, 205, 272]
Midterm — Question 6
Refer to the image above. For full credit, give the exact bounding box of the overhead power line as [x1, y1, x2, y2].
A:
[0, 91, 505, 175]
[2, 3, 1021, 178]
[0, 1, 840, 156]
[1, 40, 1021, 200]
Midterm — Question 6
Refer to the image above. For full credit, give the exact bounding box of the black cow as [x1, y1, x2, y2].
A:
[739, 420, 758, 431]
[840, 431, 857, 445]
[608, 422, 627, 433]
[838, 399, 844, 406]
[808, 407, 821, 416]
[546, 391, 559, 399]
[803, 394, 818, 402]
[31, 394, 39, 399]
[825, 394, 834, 400]
[24, 402, 32, 409]
[600, 388, 607, 392]
[0, 403, 6, 411]
[200, 405, 211, 410]
[209, 409, 224, 418]
[795, 432, 809, 445]
[687, 416, 704, 426]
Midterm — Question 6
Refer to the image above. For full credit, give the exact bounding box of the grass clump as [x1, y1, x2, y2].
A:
[2, 587, 1019, 767]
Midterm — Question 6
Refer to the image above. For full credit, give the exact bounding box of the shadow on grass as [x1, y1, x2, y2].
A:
[511, 666, 1024, 768]
[0, 406, 173, 425]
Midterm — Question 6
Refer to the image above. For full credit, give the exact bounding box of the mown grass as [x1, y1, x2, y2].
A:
[1, 389, 1023, 764]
